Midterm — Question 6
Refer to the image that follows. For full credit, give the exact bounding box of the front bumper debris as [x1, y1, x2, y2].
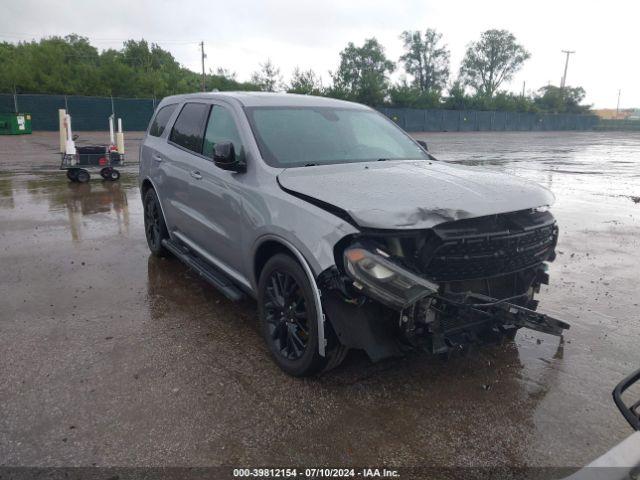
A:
[436, 291, 570, 337]
[337, 244, 570, 357]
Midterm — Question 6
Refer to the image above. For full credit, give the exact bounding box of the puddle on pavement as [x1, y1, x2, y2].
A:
[0, 131, 639, 467]
[0, 169, 139, 243]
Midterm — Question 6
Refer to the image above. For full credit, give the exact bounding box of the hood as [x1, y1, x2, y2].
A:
[277, 160, 555, 230]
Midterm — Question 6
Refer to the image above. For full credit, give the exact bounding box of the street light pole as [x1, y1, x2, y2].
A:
[560, 50, 575, 89]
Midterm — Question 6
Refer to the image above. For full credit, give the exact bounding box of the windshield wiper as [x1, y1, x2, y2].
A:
[304, 163, 318, 167]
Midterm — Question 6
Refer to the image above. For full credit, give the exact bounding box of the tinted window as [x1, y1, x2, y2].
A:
[245, 107, 428, 167]
[148, 104, 177, 137]
[169, 103, 211, 153]
[203, 106, 244, 158]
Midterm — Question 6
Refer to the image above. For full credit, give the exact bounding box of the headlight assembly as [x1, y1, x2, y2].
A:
[344, 247, 439, 309]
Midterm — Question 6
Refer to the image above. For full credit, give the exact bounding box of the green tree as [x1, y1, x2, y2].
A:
[287, 67, 323, 95]
[534, 85, 590, 113]
[388, 80, 441, 108]
[207, 68, 260, 92]
[460, 29, 530, 97]
[399, 29, 449, 93]
[0, 42, 20, 94]
[0, 34, 262, 98]
[442, 80, 468, 110]
[214, 68, 237, 80]
[250, 59, 283, 92]
[331, 38, 395, 106]
[98, 49, 137, 96]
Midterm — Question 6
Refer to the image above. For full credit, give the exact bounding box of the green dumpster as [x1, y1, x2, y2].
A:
[0, 113, 32, 135]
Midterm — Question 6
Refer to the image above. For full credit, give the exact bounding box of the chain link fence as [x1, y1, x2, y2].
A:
[0, 94, 156, 131]
[1, 93, 599, 132]
[378, 107, 600, 132]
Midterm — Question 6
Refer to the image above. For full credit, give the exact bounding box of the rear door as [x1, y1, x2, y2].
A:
[163, 102, 211, 235]
[140, 103, 180, 226]
[186, 103, 246, 274]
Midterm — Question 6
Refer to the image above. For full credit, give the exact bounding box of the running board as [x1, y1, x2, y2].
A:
[161, 239, 245, 301]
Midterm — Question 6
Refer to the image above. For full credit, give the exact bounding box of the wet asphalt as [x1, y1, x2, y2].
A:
[0, 131, 639, 470]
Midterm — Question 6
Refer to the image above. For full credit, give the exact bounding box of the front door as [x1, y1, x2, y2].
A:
[187, 104, 246, 276]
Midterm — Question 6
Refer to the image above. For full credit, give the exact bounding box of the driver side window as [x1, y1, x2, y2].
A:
[348, 114, 406, 157]
[203, 105, 244, 159]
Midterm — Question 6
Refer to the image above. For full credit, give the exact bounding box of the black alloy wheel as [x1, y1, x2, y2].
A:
[143, 188, 169, 256]
[258, 254, 329, 376]
[263, 270, 310, 360]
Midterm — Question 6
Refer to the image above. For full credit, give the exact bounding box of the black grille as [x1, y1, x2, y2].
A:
[420, 214, 557, 282]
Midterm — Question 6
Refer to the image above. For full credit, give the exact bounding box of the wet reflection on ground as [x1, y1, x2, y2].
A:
[0, 131, 638, 469]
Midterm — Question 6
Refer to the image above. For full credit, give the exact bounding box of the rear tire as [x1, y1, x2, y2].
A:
[258, 254, 329, 377]
[143, 188, 169, 257]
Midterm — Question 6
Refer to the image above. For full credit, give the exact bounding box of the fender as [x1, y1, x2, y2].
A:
[142, 176, 173, 241]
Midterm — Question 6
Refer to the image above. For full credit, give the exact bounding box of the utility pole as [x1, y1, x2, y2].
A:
[13, 84, 18, 113]
[616, 89, 621, 117]
[521, 81, 526, 97]
[200, 41, 206, 92]
[560, 50, 575, 89]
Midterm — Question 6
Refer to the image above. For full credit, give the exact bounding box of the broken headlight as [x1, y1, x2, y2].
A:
[344, 247, 439, 309]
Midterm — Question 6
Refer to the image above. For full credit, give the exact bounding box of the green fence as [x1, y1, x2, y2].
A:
[378, 107, 600, 132]
[0, 93, 600, 132]
[594, 119, 640, 131]
[0, 94, 156, 131]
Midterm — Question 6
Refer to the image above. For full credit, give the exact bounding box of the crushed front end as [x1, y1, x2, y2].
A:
[320, 208, 570, 360]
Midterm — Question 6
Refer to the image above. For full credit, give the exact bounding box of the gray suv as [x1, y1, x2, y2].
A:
[140, 92, 569, 376]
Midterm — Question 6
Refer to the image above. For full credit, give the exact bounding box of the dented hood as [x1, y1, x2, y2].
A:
[278, 160, 555, 229]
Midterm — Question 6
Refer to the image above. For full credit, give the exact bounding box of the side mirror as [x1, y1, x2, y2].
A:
[417, 140, 429, 151]
[213, 141, 245, 173]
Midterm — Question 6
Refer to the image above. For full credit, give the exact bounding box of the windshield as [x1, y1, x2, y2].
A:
[245, 106, 429, 167]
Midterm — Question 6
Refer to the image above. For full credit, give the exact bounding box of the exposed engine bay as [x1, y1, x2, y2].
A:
[320, 208, 570, 360]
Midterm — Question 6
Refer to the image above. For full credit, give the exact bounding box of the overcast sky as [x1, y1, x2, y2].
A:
[2, 0, 638, 108]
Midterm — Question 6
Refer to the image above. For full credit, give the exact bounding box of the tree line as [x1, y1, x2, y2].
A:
[0, 31, 590, 114]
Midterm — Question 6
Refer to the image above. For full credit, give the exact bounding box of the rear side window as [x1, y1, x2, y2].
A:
[148, 104, 177, 137]
[169, 103, 211, 153]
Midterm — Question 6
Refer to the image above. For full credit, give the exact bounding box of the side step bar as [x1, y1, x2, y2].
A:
[162, 239, 245, 301]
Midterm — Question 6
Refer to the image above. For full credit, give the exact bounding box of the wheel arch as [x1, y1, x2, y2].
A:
[254, 239, 300, 286]
[253, 235, 327, 357]
[140, 177, 171, 240]
[141, 178, 154, 197]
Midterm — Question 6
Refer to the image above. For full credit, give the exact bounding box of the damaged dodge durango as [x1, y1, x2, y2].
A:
[140, 92, 569, 376]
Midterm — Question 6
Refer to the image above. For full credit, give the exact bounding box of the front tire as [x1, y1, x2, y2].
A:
[258, 254, 328, 377]
[143, 188, 169, 257]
